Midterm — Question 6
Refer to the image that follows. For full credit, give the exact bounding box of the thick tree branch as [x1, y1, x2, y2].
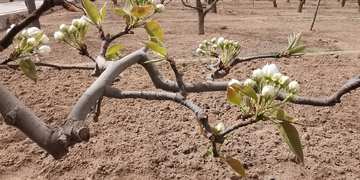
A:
[0, 0, 66, 51]
[0, 84, 68, 159]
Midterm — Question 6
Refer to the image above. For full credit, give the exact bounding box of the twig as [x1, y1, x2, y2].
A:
[88, 96, 103, 122]
[218, 118, 255, 137]
[167, 57, 187, 97]
[310, 0, 321, 31]
[181, 0, 202, 10]
[277, 74, 360, 106]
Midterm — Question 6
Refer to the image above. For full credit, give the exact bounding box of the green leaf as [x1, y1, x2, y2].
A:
[204, 149, 212, 157]
[123, 15, 131, 25]
[277, 122, 304, 163]
[230, 83, 258, 102]
[227, 86, 242, 106]
[142, 41, 167, 57]
[271, 109, 296, 123]
[114, 8, 128, 15]
[289, 45, 307, 55]
[19, 59, 37, 83]
[225, 156, 246, 178]
[100, 3, 107, 23]
[123, 0, 133, 14]
[130, 5, 153, 18]
[107, 44, 125, 55]
[144, 20, 164, 42]
[83, 0, 100, 24]
[34, 31, 44, 41]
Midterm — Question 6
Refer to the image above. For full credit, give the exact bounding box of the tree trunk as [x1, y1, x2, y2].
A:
[25, 0, 40, 28]
[286, 0, 290, 3]
[273, 0, 277, 7]
[341, 0, 346, 7]
[310, 0, 321, 31]
[358, 0, 360, 12]
[198, 13, 205, 35]
[298, 0, 305, 13]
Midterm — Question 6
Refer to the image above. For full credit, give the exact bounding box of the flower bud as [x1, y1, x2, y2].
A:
[69, 25, 78, 34]
[22, 30, 28, 37]
[211, 38, 216, 44]
[272, 73, 283, 82]
[27, 37, 37, 46]
[215, 123, 225, 133]
[80, 16, 90, 27]
[199, 43, 205, 50]
[211, 44, 217, 51]
[262, 63, 280, 76]
[27, 27, 40, 36]
[217, 37, 225, 46]
[288, 81, 300, 94]
[40, 35, 49, 44]
[252, 69, 264, 83]
[233, 41, 240, 49]
[155, 4, 165, 13]
[60, 24, 68, 33]
[203, 40, 210, 47]
[262, 85, 276, 100]
[38, 45, 51, 56]
[72, 19, 81, 27]
[54, 31, 65, 42]
[244, 79, 255, 88]
[279, 76, 290, 86]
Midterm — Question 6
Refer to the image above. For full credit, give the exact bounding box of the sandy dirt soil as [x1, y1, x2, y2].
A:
[0, 0, 359, 179]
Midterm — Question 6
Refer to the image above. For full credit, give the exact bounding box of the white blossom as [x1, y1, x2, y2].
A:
[262, 63, 280, 76]
[22, 30, 28, 37]
[72, 19, 81, 27]
[252, 69, 264, 83]
[80, 16, 90, 27]
[69, 25, 78, 34]
[27, 27, 41, 36]
[155, 4, 165, 13]
[262, 85, 276, 100]
[217, 37, 225, 46]
[279, 76, 290, 86]
[38, 45, 51, 56]
[54, 31, 65, 42]
[244, 79, 255, 88]
[60, 24, 68, 32]
[215, 123, 225, 133]
[40, 35, 49, 44]
[288, 81, 300, 93]
[27, 37, 37, 46]
[211, 38, 216, 44]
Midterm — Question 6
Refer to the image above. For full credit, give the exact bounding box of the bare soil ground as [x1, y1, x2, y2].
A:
[0, 0, 359, 179]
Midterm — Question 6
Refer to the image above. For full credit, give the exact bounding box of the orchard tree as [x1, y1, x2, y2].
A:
[181, 0, 219, 34]
[1, 0, 360, 177]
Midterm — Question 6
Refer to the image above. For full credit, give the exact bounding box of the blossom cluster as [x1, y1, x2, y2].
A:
[7, 25, 51, 59]
[196, 37, 241, 66]
[248, 63, 299, 101]
[54, 16, 90, 50]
